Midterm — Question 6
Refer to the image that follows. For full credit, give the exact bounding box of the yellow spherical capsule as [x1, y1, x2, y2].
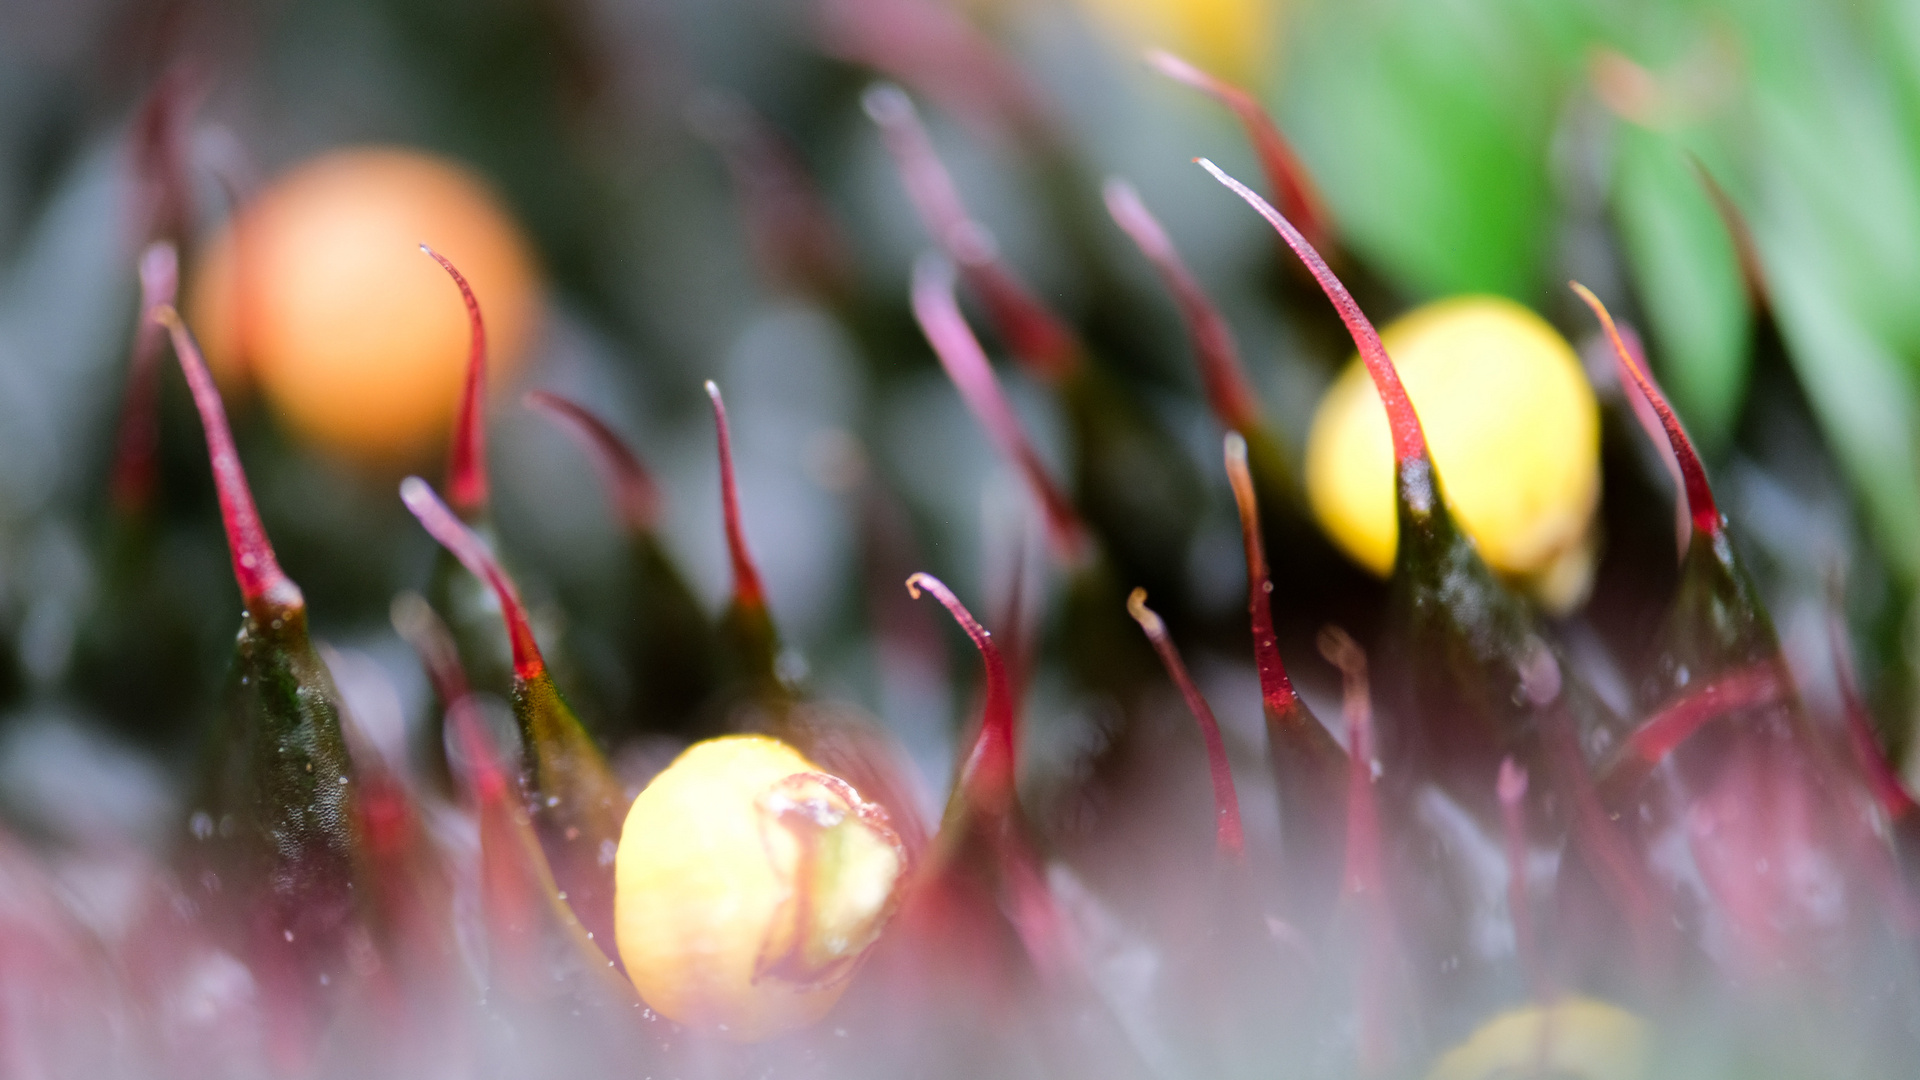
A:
[614, 735, 905, 1042]
[1075, 0, 1276, 88]
[189, 147, 540, 466]
[1304, 296, 1601, 610]
[1427, 996, 1648, 1080]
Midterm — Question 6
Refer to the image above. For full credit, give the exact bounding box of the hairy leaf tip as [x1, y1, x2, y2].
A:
[1105, 179, 1260, 431]
[906, 572, 1016, 812]
[110, 241, 181, 515]
[1570, 282, 1720, 538]
[423, 245, 490, 519]
[1147, 49, 1330, 253]
[154, 304, 302, 617]
[1128, 587, 1245, 858]
[399, 476, 545, 682]
[706, 380, 771, 611]
[1224, 433, 1302, 714]
[525, 391, 662, 535]
[910, 254, 1090, 565]
[866, 83, 1079, 380]
[1198, 159, 1433, 498]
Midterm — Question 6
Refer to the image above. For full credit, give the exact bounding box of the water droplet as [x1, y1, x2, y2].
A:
[190, 811, 214, 840]
[284, 930, 295, 942]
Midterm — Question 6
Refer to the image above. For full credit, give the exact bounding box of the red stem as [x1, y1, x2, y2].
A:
[399, 476, 545, 682]
[706, 381, 769, 609]
[1148, 50, 1331, 255]
[1199, 160, 1432, 490]
[866, 85, 1081, 382]
[689, 94, 852, 298]
[911, 255, 1091, 566]
[1128, 588, 1245, 858]
[110, 242, 179, 516]
[1604, 320, 1690, 557]
[524, 391, 662, 535]
[907, 572, 1016, 815]
[155, 306, 302, 618]
[1223, 434, 1310, 723]
[1104, 180, 1261, 431]
[1571, 282, 1722, 539]
[424, 246, 490, 519]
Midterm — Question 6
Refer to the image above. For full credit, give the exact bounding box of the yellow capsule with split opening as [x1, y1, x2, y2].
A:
[1305, 295, 1601, 611]
[613, 735, 905, 1041]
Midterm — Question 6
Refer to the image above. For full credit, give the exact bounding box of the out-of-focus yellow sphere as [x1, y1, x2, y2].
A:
[1427, 996, 1647, 1080]
[189, 147, 540, 466]
[1075, 0, 1276, 87]
[614, 735, 905, 1042]
[1305, 296, 1600, 610]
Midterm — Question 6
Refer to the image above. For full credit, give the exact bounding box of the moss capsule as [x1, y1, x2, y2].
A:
[614, 735, 905, 1041]
[1305, 295, 1601, 609]
[190, 147, 539, 466]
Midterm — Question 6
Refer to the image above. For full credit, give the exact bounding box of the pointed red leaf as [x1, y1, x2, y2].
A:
[1199, 160, 1434, 503]
[1571, 282, 1721, 539]
[525, 390, 662, 535]
[400, 476, 545, 683]
[1224, 435, 1309, 720]
[1128, 587, 1245, 858]
[1105, 179, 1261, 431]
[155, 306, 302, 617]
[110, 242, 180, 516]
[867, 85, 1081, 382]
[423, 246, 490, 519]
[906, 572, 1015, 815]
[1148, 50, 1330, 254]
[705, 380, 768, 610]
[910, 254, 1090, 565]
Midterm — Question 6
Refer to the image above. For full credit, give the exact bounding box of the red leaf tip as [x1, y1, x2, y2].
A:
[525, 391, 662, 535]
[1569, 281, 1720, 538]
[399, 476, 546, 682]
[423, 245, 490, 519]
[1224, 433, 1302, 714]
[906, 572, 1016, 813]
[909, 253, 1091, 566]
[1149, 50, 1331, 253]
[706, 380, 768, 609]
[1104, 178, 1261, 431]
[153, 304, 303, 618]
[866, 83, 1080, 381]
[110, 241, 181, 515]
[1127, 587, 1245, 858]
[1198, 159, 1434, 508]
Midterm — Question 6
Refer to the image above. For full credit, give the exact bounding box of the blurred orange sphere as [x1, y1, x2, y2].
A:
[189, 147, 541, 465]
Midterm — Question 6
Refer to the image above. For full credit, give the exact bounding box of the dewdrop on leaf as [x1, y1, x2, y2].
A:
[1305, 296, 1601, 610]
[614, 735, 905, 1041]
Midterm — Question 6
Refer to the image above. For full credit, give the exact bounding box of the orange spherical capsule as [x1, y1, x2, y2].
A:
[189, 147, 540, 465]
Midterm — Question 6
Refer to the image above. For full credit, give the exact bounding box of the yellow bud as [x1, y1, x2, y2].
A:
[1304, 296, 1601, 611]
[1075, 0, 1278, 88]
[1427, 996, 1648, 1080]
[189, 147, 541, 467]
[614, 735, 905, 1041]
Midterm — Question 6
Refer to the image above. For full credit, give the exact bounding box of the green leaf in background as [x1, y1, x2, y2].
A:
[1277, 0, 1586, 300]
[1611, 126, 1750, 455]
[1762, 243, 1920, 587]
